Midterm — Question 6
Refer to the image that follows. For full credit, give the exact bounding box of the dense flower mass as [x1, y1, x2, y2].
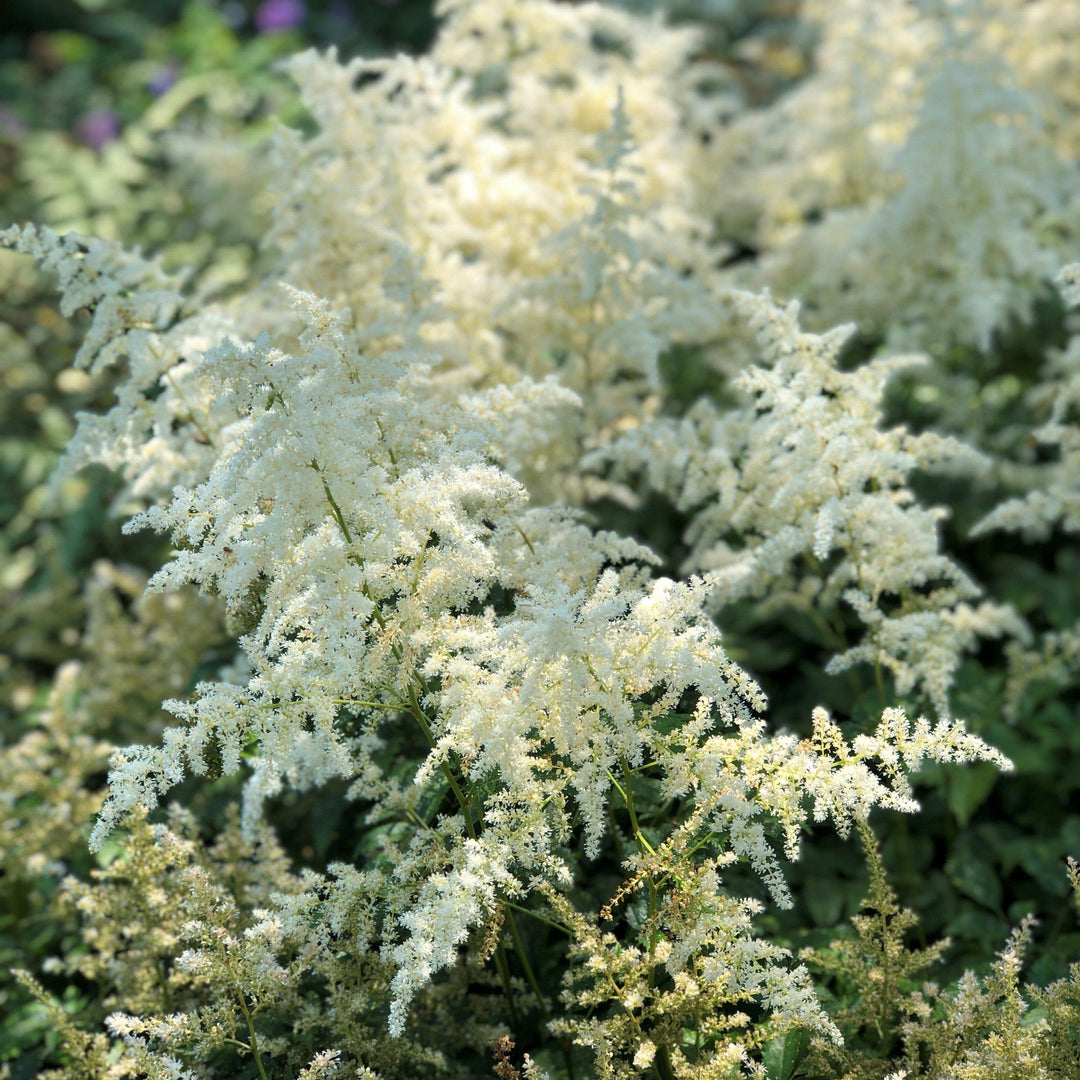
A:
[10, 217, 1008, 1050]
[4, 1, 1080, 1078]
[599, 289, 1028, 719]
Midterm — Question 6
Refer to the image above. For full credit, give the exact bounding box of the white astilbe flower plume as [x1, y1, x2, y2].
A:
[52, 248, 1007, 1033]
[974, 261, 1080, 542]
[706, 0, 1074, 353]
[264, 9, 721, 499]
[973, 261, 1080, 719]
[603, 289, 1027, 717]
[0, 223, 243, 502]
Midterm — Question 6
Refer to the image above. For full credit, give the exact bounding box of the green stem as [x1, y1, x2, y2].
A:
[503, 899, 573, 937]
[374, 418, 397, 465]
[515, 524, 536, 556]
[654, 1043, 677, 1080]
[237, 993, 269, 1080]
[618, 762, 656, 856]
[331, 698, 406, 711]
[621, 760, 667, 1035]
[504, 908, 548, 1021]
[314, 458, 354, 544]
[406, 682, 477, 840]
[493, 942, 523, 1033]
[505, 907, 577, 1080]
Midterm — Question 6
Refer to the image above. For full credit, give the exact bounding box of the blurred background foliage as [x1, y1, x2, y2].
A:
[2, 1, 1079, 1077]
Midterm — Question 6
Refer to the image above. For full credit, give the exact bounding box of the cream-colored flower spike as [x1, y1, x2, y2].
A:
[973, 262, 1080, 720]
[0, 224, 229, 501]
[708, 0, 1073, 352]
[975, 261, 1080, 542]
[265, 9, 719, 501]
[604, 289, 1026, 717]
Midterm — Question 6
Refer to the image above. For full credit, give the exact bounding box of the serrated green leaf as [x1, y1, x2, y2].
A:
[946, 841, 1002, 910]
[416, 773, 453, 825]
[763, 1028, 810, 1080]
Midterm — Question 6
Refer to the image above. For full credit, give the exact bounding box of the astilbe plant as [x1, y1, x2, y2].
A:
[0, 558, 230, 1062]
[706, 0, 1077, 354]
[800, 824, 1080, 1080]
[598, 289, 1026, 720]
[0, 662, 110, 890]
[0, 561, 223, 907]
[261, 0, 725, 500]
[971, 261, 1080, 720]
[4, 1, 1071, 1077]
[4, 215, 1009, 1077]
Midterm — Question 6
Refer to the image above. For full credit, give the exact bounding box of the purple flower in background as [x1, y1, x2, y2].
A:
[147, 60, 180, 98]
[74, 109, 121, 151]
[255, 0, 307, 33]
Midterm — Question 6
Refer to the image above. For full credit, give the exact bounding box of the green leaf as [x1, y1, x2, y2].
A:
[353, 820, 412, 868]
[763, 1028, 810, 1080]
[416, 773, 453, 825]
[1061, 815, 1080, 855]
[946, 838, 1002, 910]
[634, 705, 694, 739]
[946, 764, 999, 828]
[311, 792, 347, 857]
[1021, 1005, 1049, 1029]
[1017, 841, 1071, 897]
[803, 876, 845, 927]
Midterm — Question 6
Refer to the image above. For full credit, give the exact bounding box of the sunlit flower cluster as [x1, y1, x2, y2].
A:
[5, 1, 1079, 1077]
